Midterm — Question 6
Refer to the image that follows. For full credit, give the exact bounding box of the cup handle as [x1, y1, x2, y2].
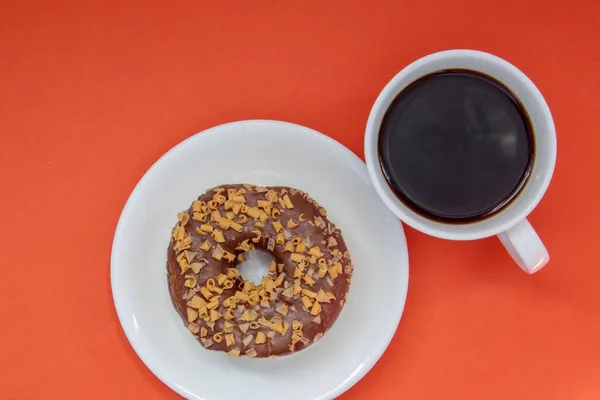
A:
[497, 219, 549, 274]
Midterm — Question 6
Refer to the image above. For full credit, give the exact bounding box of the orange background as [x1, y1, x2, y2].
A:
[1, 1, 599, 399]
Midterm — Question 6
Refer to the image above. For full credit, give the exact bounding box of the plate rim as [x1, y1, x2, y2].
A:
[110, 119, 409, 400]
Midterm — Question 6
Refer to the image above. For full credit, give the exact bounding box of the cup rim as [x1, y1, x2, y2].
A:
[364, 49, 557, 240]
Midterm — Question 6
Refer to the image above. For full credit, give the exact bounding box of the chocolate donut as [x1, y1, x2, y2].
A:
[166, 184, 353, 358]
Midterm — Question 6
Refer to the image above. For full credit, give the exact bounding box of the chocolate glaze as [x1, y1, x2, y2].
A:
[166, 184, 352, 357]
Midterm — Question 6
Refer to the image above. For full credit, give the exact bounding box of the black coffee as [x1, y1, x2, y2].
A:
[378, 70, 533, 223]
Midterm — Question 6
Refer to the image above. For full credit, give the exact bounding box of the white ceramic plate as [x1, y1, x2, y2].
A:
[111, 120, 409, 400]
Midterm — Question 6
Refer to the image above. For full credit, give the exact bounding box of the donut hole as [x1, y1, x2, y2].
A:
[236, 249, 275, 285]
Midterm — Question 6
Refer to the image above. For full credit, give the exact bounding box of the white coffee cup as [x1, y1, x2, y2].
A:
[365, 49, 557, 274]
